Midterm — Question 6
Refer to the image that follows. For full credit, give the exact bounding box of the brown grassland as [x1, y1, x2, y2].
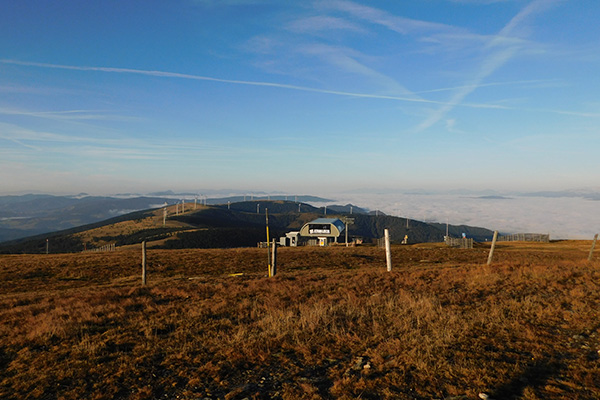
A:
[1, 241, 600, 399]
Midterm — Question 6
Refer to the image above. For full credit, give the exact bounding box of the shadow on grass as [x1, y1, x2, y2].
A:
[299, 362, 336, 399]
[491, 357, 562, 399]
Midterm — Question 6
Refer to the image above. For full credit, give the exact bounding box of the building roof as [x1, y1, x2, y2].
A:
[300, 218, 345, 237]
[309, 218, 342, 224]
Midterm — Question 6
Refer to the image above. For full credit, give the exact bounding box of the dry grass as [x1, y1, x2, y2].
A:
[74, 204, 200, 247]
[1, 242, 600, 399]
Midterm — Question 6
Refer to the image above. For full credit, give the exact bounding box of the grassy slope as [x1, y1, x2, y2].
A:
[0, 205, 196, 254]
[0, 200, 496, 254]
[0, 196, 180, 243]
[1, 241, 599, 399]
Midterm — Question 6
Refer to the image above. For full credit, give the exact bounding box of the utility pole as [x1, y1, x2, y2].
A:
[342, 217, 355, 247]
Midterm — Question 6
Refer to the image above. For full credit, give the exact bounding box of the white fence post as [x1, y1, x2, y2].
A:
[384, 229, 392, 272]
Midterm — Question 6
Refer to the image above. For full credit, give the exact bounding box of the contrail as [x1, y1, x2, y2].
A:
[0, 59, 506, 110]
[2, 59, 590, 119]
[413, 79, 555, 95]
[414, 0, 561, 132]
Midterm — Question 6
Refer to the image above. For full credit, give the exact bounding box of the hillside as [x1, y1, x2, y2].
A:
[0, 200, 495, 254]
[0, 194, 335, 243]
[0, 200, 496, 254]
[1, 241, 599, 399]
[0, 195, 178, 243]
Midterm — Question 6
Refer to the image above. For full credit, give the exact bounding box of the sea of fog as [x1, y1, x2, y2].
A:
[321, 192, 600, 240]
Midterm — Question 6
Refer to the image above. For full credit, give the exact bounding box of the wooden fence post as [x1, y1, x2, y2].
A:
[589, 234, 598, 261]
[384, 229, 392, 272]
[266, 208, 271, 277]
[487, 231, 498, 265]
[271, 239, 277, 277]
[141, 241, 147, 286]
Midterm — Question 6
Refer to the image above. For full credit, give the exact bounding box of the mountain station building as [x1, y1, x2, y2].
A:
[299, 218, 346, 246]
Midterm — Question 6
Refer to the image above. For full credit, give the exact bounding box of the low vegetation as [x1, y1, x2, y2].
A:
[0, 200, 495, 254]
[1, 241, 599, 399]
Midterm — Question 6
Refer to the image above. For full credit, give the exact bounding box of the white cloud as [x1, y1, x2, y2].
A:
[296, 43, 419, 97]
[414, 0, 562, 132]
[448, 0, 514, 4]
[413, 79, 554, 95]
[0, 107, 135, 122]
[0, 59, 498, 109]
[330, 191, 600, 239]
[0, 120, 310, 165]
[415, 46, 518, 132]
[321, 0, 462, 35]
[191, 0, 273, 6]
[286, 15, 366, 34]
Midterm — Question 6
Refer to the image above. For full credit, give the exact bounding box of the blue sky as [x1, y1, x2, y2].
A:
[1, 0, 599, 195]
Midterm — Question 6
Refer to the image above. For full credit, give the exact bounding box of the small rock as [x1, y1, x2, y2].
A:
[352, 356, 365, 370]
[344, 356, 371, 376]
[478, 393, 491, 400]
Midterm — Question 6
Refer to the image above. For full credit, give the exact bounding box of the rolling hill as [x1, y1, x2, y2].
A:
[0, 200, 495, 254]
[0, 194, 333, 244]
[0, 195, 177, 243]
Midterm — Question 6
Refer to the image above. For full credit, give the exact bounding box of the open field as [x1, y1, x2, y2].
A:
[1, 241, 599, 399]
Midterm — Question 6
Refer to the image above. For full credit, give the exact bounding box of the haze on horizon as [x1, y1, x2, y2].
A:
[1, 0, 599, 197]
